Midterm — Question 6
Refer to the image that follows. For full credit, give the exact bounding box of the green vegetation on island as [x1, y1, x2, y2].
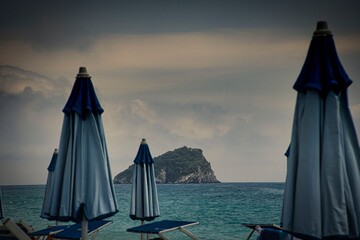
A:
[114, 146, 220, 184]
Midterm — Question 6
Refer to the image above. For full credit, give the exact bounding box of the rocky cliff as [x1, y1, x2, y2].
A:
[113, 146, 220, 184]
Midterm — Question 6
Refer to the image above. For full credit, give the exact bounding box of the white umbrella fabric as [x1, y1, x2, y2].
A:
[130, 138, 160, 223]
[40, 148, 58, 221]
[43, 67, 118, 240]
[281, 21, 360, 240]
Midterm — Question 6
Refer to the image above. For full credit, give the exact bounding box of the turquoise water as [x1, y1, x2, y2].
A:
[1, 183, 284, 239]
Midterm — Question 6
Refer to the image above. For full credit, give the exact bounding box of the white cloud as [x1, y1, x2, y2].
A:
[168, 117, 214, 139]
[121, 99, 240, 140]
[164, 111, 239, 140]
[0, 65, 71, 96]
[129, 99, 158, 125]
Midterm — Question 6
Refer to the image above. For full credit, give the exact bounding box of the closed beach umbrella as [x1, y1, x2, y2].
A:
[40, 148, 58, 220]
[281, 21, 360, 239]
[0, 188, 3, 220]
[44, 67, 118, 240]
[130, 138, 160, 224]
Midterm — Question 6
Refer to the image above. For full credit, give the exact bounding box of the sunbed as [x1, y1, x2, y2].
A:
[241, 223, 302, 240]
[29, 220, 112, 240]
[28, 225, 72, 240]
[1, 218, 32, 240]
[242, 223, 281, 240]
[127, 220, 199, 240]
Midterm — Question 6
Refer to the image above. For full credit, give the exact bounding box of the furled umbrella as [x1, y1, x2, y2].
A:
[130, 139, 160, 238]
[281, 21, 360, 239]
[0, 188, 3, 220]
[40, 148, 58, 221]
[43, 67, 118, 240]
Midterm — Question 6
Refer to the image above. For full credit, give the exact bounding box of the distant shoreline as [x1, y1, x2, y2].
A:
[0, 181, 285, 187]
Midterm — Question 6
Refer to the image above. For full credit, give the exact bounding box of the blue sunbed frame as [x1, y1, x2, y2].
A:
[127, 220, 200, 240]
[29, 220, 111, 240]
[241, 223, 283, 240]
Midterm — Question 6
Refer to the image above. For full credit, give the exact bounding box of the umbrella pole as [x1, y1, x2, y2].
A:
[141, 220, 144, 240]
[82, 217, 88, 240]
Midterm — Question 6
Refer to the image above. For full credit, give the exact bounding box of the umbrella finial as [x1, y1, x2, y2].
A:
[141, 138, 147, 144]
[54, 148, 58, 154]
[76, 67, 91, 78]
[313, 21, 332, 36]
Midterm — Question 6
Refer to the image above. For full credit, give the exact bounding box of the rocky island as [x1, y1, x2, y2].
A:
[114, 146, 220, 184]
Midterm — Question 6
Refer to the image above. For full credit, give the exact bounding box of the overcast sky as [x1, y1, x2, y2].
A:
[1, 0, 359, 185]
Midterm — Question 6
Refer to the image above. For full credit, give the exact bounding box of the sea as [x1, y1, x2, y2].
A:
[1, 183, 284, 240]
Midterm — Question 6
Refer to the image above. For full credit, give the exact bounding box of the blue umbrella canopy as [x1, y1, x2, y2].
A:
[43, 67, 118, 222]
[130, 138, 160, 222]
[281, 21, 360, 239]
[41, 148, 58, 220]
[293, 21, 352, 94]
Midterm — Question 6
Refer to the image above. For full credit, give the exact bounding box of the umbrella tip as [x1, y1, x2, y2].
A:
[141, 138, 147, 144]
[313, 21, 332, 36]
[54, 148, 58, 153]
[76, 67, 91, 78]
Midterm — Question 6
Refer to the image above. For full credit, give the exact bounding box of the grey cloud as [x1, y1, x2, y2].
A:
[2, 1, 360, 51]
[0, 88, 64, 152]
[0, 65, 71, 96]
[125, 99, 238, 139]
[0, 66, 68, 184]
[0, 91, 64, 184]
